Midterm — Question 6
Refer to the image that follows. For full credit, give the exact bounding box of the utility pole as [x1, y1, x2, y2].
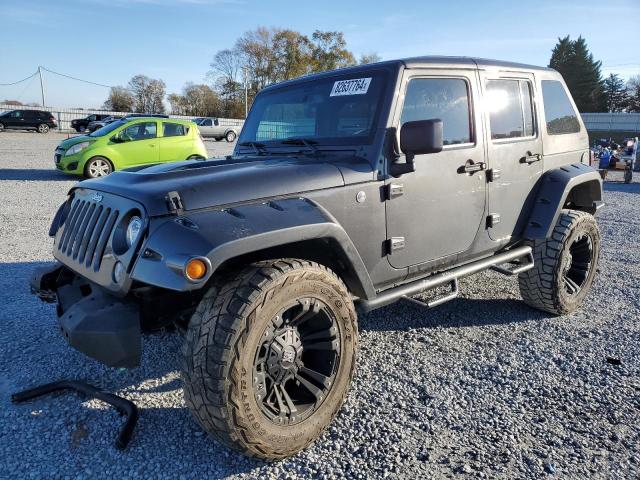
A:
[243, 67, 248, 119]
[38, 66, 46, 107]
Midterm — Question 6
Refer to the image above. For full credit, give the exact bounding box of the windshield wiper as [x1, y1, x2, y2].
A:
[280, 138, 319, 155]
[237, 141, 269, 155]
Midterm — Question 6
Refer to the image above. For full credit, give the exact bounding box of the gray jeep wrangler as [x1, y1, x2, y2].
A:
[32, 57, 603, 459]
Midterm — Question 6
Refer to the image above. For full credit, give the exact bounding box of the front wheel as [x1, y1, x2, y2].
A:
[519, 209, 600, 315]
[37, 123, 50, 134]
[181, 259, 358, 459]
[225, 130, 237, 142]
[84, 157, 113, 178]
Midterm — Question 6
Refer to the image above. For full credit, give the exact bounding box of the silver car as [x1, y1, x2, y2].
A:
[196, 117, 238, 142]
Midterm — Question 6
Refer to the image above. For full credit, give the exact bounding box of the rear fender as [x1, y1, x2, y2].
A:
[131, 198, 375, 298]
[524, 163, 603, 240]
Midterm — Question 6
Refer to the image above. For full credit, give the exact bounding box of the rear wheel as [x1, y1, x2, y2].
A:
[84, 156, 113, 178]
[225, 130, 237, 142]
[519, 209, 600, 315]
[37, 123, 50, 134]
[181, 259, 358, 459]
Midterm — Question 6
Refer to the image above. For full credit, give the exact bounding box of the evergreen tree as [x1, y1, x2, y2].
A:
[548, 36, 606, 112]
[603, 74, 628, 112]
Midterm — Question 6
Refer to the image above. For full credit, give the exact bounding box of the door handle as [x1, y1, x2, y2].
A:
[521, 152, 541, 164]
[459, 160, 486, 174]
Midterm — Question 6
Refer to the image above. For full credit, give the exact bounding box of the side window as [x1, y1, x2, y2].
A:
[214, 119, 219, 126]
[486, 79, 536, 140]
[163, 122, 187, 137]
[401, 78, 472, 146]
[541, 80, 580, 135]
[202, 119, 212, 126]
[87, 115, 96, 121]
[121, 122, 157, 141]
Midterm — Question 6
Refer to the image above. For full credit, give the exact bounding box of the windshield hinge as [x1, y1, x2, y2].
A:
[166, 191, 184, 215]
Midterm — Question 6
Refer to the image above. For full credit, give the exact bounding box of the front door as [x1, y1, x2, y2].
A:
[113, 121, 159, 166]
[480, 72, 543, 241]
[386, 70, 487, 269]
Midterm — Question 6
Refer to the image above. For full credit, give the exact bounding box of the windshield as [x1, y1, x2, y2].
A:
[89, 119, 127, 137]
[238, 70, 388, 147]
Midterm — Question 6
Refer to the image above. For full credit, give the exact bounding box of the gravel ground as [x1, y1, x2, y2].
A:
[0, 131, 638, 479]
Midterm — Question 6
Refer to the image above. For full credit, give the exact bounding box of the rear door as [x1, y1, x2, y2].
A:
[159, 122, 192, 162]
[24, 110, 39, 128]
[480, 71, 543, 241]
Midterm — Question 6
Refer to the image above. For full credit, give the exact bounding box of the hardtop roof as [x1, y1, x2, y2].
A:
[260, 56, 556, 92]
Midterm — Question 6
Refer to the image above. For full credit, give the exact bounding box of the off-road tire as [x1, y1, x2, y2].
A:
[180, 259, 358, 460]
[519, 209, 600, 315]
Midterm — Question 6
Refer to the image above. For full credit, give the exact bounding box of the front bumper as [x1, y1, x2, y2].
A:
[30, 263, 141, 368]
[54, 149, 83, 174]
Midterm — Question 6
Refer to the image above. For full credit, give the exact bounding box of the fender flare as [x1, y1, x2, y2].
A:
[131, 198, 375, 299]
[524, 163, 603, 240]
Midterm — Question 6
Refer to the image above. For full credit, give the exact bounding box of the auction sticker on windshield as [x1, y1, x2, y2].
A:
[330, 78, 372, 96]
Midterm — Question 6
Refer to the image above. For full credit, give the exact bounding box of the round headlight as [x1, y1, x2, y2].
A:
[126, 216, 142, 248]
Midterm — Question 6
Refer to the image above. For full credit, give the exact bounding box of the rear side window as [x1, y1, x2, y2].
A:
[163, 123, 188, 137]
[541, 80, 581, 135]
[401, 78, 472, 145]
[486, 79, 535, 140]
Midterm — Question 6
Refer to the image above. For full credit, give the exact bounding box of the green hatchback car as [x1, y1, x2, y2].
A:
[54, 117, 208, 178]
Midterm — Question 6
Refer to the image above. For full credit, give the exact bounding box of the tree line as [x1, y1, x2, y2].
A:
[97, 32, 640, 117]
[101, 27, 379, 118]
[549, 35, 640, 113]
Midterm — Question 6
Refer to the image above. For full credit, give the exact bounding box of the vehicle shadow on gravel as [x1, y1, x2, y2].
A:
[0, 168, 77, 181]
[361, 297, 546, 332]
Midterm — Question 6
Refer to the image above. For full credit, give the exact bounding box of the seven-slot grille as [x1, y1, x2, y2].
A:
[56, 197, 120, 272]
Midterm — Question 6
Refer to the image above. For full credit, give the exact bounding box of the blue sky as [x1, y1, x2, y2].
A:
[1, 0, 638, 108]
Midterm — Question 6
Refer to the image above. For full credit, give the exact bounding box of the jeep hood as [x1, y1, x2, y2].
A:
[75, 156, 371, 217]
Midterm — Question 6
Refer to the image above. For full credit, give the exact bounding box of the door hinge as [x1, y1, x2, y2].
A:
[487, 213, 501, 228]
[386, 183, 404, 199]
[388, 237, 405, 253]
[487, 168, 501, 182]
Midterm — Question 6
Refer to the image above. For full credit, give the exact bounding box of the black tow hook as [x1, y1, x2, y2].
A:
[11, 380, 139, 450]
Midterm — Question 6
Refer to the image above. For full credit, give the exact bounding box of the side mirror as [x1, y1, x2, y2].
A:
[400, 119, 443, 157]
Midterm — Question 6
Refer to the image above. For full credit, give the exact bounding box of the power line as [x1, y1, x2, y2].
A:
[0, 70, 38, 86]
[40, 66, 116, 89]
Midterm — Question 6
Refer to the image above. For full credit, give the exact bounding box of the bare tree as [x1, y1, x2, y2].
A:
[102, 86, 134, 112]
[359, 52, 382, 65]
[127, 75, 166, 114]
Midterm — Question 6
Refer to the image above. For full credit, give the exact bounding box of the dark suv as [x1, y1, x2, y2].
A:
[70, 114, 110, 133]
[0, 109, 57, 133]
[32, 57, 603, 460]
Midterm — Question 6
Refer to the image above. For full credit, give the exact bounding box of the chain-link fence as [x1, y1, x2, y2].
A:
[0, 104, 244, 133]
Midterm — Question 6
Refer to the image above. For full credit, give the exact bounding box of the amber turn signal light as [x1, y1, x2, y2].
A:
[185, 258, 207, 280]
